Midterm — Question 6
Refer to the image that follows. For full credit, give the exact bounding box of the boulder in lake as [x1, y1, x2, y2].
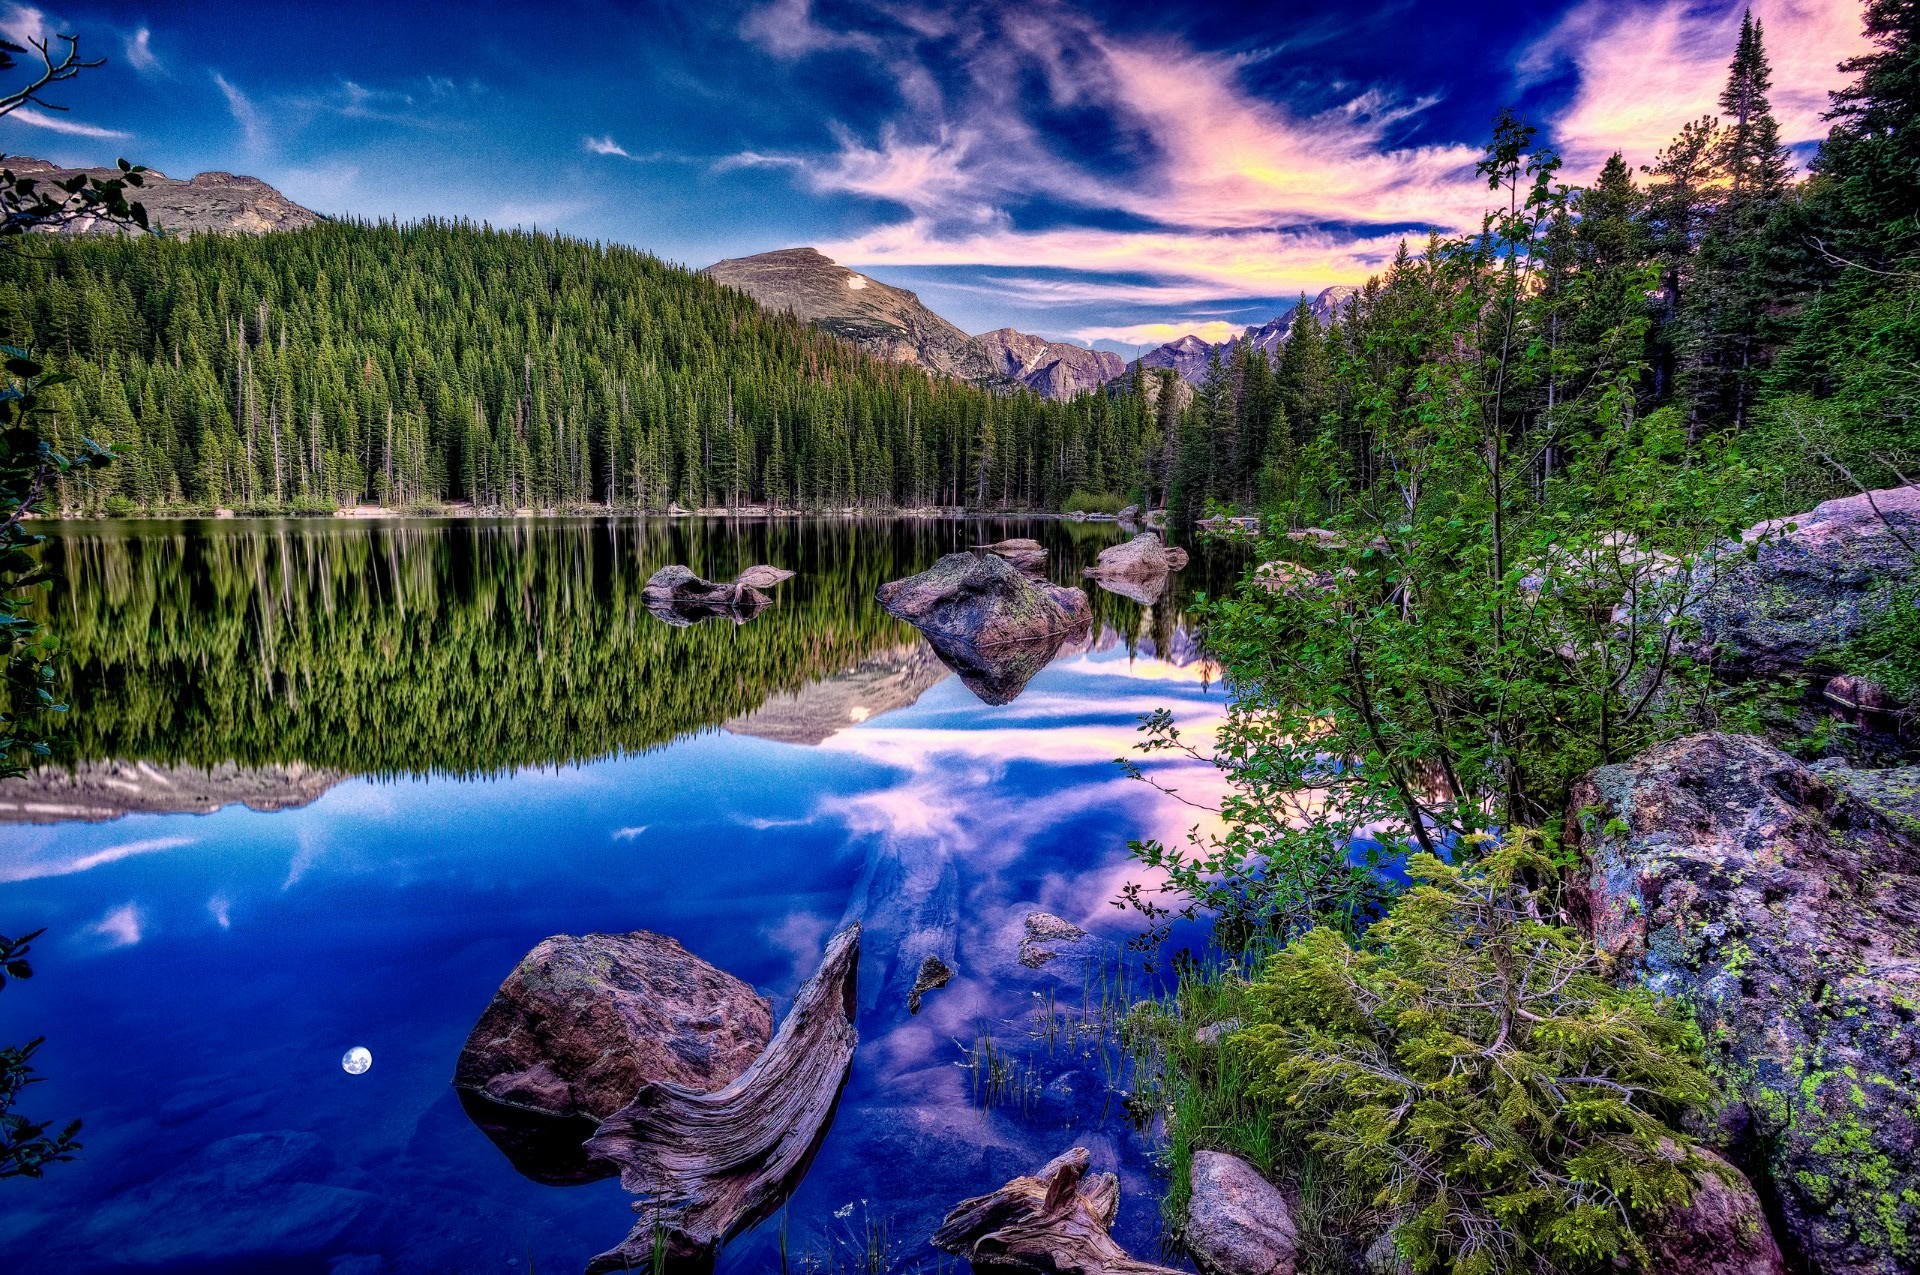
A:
[972, 537, 1048, 576]
[922, 624, 1079, 705]
[1185, 1150, 1298, 1275]
[643, 563, 794, 613]
[453, 930, 771, 1184]
[877, 551, 1090, 648]
[1018, 911, 1090, 969]
[1569, 732, 1920, 1274]
[1084, 531, 1186, 581]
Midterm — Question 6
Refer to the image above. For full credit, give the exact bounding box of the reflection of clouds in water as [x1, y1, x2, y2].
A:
[610, 825, 647, 842]
[0, 834, 195, 883]
[207, 894, 232, 930]
[86, 902, 143, 948]
[765, 909, 836, 986]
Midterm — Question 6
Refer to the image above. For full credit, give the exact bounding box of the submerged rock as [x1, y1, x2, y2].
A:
[907, 953, 954, 1014]
[1019, 911, 1090, 969]
[877, 551, 1090, 648]
[1569, 732, 1920, 1274]
[922, 625, 1079, 705]
[1185, 1150, 1298, 1275]
[453, 930, 771, 1184]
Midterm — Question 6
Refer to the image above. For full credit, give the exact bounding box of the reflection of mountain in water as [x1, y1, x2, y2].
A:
[725, 645, 949, 745]
[0, 759, 341, 824]
[31, 518, 1236, 777]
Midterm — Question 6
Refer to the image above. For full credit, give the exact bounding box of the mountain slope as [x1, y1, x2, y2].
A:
[6, 156, 320, 236]
[703, 247, 1005, 386]
[975, 328, 1124, 400]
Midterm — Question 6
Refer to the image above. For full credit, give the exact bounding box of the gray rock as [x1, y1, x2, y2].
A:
[1364, 1232, 1409, 1275]
[1017, 911, 1091, 967]
[1569, 732, 1919, 1275]
[877, 551, 1091, 649]
[454, 930, 771, 1183]
[907, 953, 954, 1014]
[971, 537, 1049, 576]
[1194, 1018, 1243, 1047]
[1185, 1150, 1298, 1275]
[1686, 484, 1918, 681]
[642, 563, 793, 612]
[1084, 531, 1186, 582]
[1808, 758, 1920, 826]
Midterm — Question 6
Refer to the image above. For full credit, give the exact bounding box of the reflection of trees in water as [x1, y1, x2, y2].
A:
[33, 519, 1235, 777]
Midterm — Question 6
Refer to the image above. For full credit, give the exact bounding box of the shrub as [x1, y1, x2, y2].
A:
[1235, 836, 1717, 1275]
[1061, 489, 1128, 515]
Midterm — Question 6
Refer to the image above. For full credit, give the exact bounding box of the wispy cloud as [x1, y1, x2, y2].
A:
[212, 71, 267, 153]
[124, 24, 160, 74]
[87, 902, 143, 948]
[611, 824, 647, 841]
[1, 105, 131, 138]
[1075, 319, 1249, 346]
[585, 134, 632, 158]
[0, 834, 194, 883]
[0, 4, 50, 50]
[1524, 0, 1867, 172]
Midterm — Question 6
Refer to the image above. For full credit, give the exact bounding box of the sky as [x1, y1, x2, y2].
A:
[0, 0, 1873, 354]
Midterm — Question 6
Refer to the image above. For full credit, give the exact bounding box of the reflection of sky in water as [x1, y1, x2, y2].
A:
[0, 643, 1226, 1274]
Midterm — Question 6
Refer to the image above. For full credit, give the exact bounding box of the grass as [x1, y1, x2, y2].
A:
[1122, 953, 1376, 1275]
[1062, 489, 1131, 515]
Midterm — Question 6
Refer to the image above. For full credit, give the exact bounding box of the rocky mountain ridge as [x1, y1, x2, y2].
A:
[4, 155, 320, 236]
[1127, 285, 1358, 386]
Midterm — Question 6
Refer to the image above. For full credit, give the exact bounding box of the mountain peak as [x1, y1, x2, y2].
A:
[2, 156, 319, 236]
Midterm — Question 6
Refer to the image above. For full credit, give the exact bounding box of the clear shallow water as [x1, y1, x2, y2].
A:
[0, 517, 1236, 1274]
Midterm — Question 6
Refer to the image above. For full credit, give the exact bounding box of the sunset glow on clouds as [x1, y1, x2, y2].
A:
[2, 0, 1875, 346]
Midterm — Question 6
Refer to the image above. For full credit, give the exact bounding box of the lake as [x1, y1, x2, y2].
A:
[0, 516, 1238, 1274]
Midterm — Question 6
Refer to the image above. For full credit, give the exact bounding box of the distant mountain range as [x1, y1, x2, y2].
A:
[22, 155, 1352, 404]
[1129, 286, 1358, 386]
[7, 155, 320, 236]
[703, 247, 1123, 400]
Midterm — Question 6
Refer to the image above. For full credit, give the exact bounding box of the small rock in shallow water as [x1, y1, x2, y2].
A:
[1018, 911, 1090, 968]
[907, 953, 954, 1014]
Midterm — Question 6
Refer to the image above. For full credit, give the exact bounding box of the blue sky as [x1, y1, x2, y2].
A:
[0, 0, 1868, 351]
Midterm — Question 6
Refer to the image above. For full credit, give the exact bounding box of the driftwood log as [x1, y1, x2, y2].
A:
[931, 1147, 1182, 1274]
[582, 924, 861, 1273]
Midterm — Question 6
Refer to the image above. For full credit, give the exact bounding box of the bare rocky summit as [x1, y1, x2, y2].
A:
[0, 759, 339, 823]
[975, 327, 1123, 399]
[5, 156, 319, 236]
[1127, 286, 1358, 387]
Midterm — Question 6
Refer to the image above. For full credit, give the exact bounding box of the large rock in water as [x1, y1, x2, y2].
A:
[1185, 1151, 1298, 1275]
[1084, 531, 1188, 581]
[453, 931, 771, 1183]
[877, 551, 1090, 647]
[1568, 732, 1920, 1275]
[1684, 484, 1918, 680]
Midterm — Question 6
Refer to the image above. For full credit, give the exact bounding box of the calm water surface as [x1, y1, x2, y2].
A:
[0, 516, 1238, 1274]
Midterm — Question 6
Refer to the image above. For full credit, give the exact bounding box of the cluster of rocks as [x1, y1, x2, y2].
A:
[641, 563, 794, 626]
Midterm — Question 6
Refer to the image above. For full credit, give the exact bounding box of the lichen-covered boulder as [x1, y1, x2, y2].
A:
[1569, 732, 1920, 1275]
[454, 930, 771, 1182]
[1084, 531, 1185, 581]
[1685, 484, 1918, 680]
[971, 537, 1048, 576]
[1185, 1150, 1298, 1275]
[877, 551, 1090, 647]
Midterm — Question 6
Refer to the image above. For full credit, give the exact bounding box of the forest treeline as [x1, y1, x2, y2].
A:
[0, 6, 1913, 522]
[0, 221, 1159, 514]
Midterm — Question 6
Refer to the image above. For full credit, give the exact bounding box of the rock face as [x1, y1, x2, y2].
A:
[977, 328, 1124, 400]
[1569, 732, 1920, 1275]
[1185, 1151, 1298, 1275]
[1687, 484, 1918, 683]
[878, 551, 1090, 648]
[6, 156, 320, 236]
[933, 1147, 1182, 1274]
[1084, 532, 1188, 582]
[703, 248, 1006, 386]
[1641, 1144, 1787, 1275]
[453, 930, 771, 1183]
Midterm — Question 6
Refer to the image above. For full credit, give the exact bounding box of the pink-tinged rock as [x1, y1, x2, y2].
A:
[1186, 1151, 1298, 1275]
[1641, 1144, 1786, 1275]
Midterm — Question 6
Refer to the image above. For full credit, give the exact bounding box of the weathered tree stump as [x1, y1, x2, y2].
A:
[931, 1147, 1182, 1274]
[582, 924, 860, 1273]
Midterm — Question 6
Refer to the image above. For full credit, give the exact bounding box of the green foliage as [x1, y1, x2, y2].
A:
[0, 222, 1162, 515]
[1061, 488, 1127, 515]
[1838, 583, 1920, 707]
[0, 929, 82, 1179]
[1237, 839, 1717, 1275]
